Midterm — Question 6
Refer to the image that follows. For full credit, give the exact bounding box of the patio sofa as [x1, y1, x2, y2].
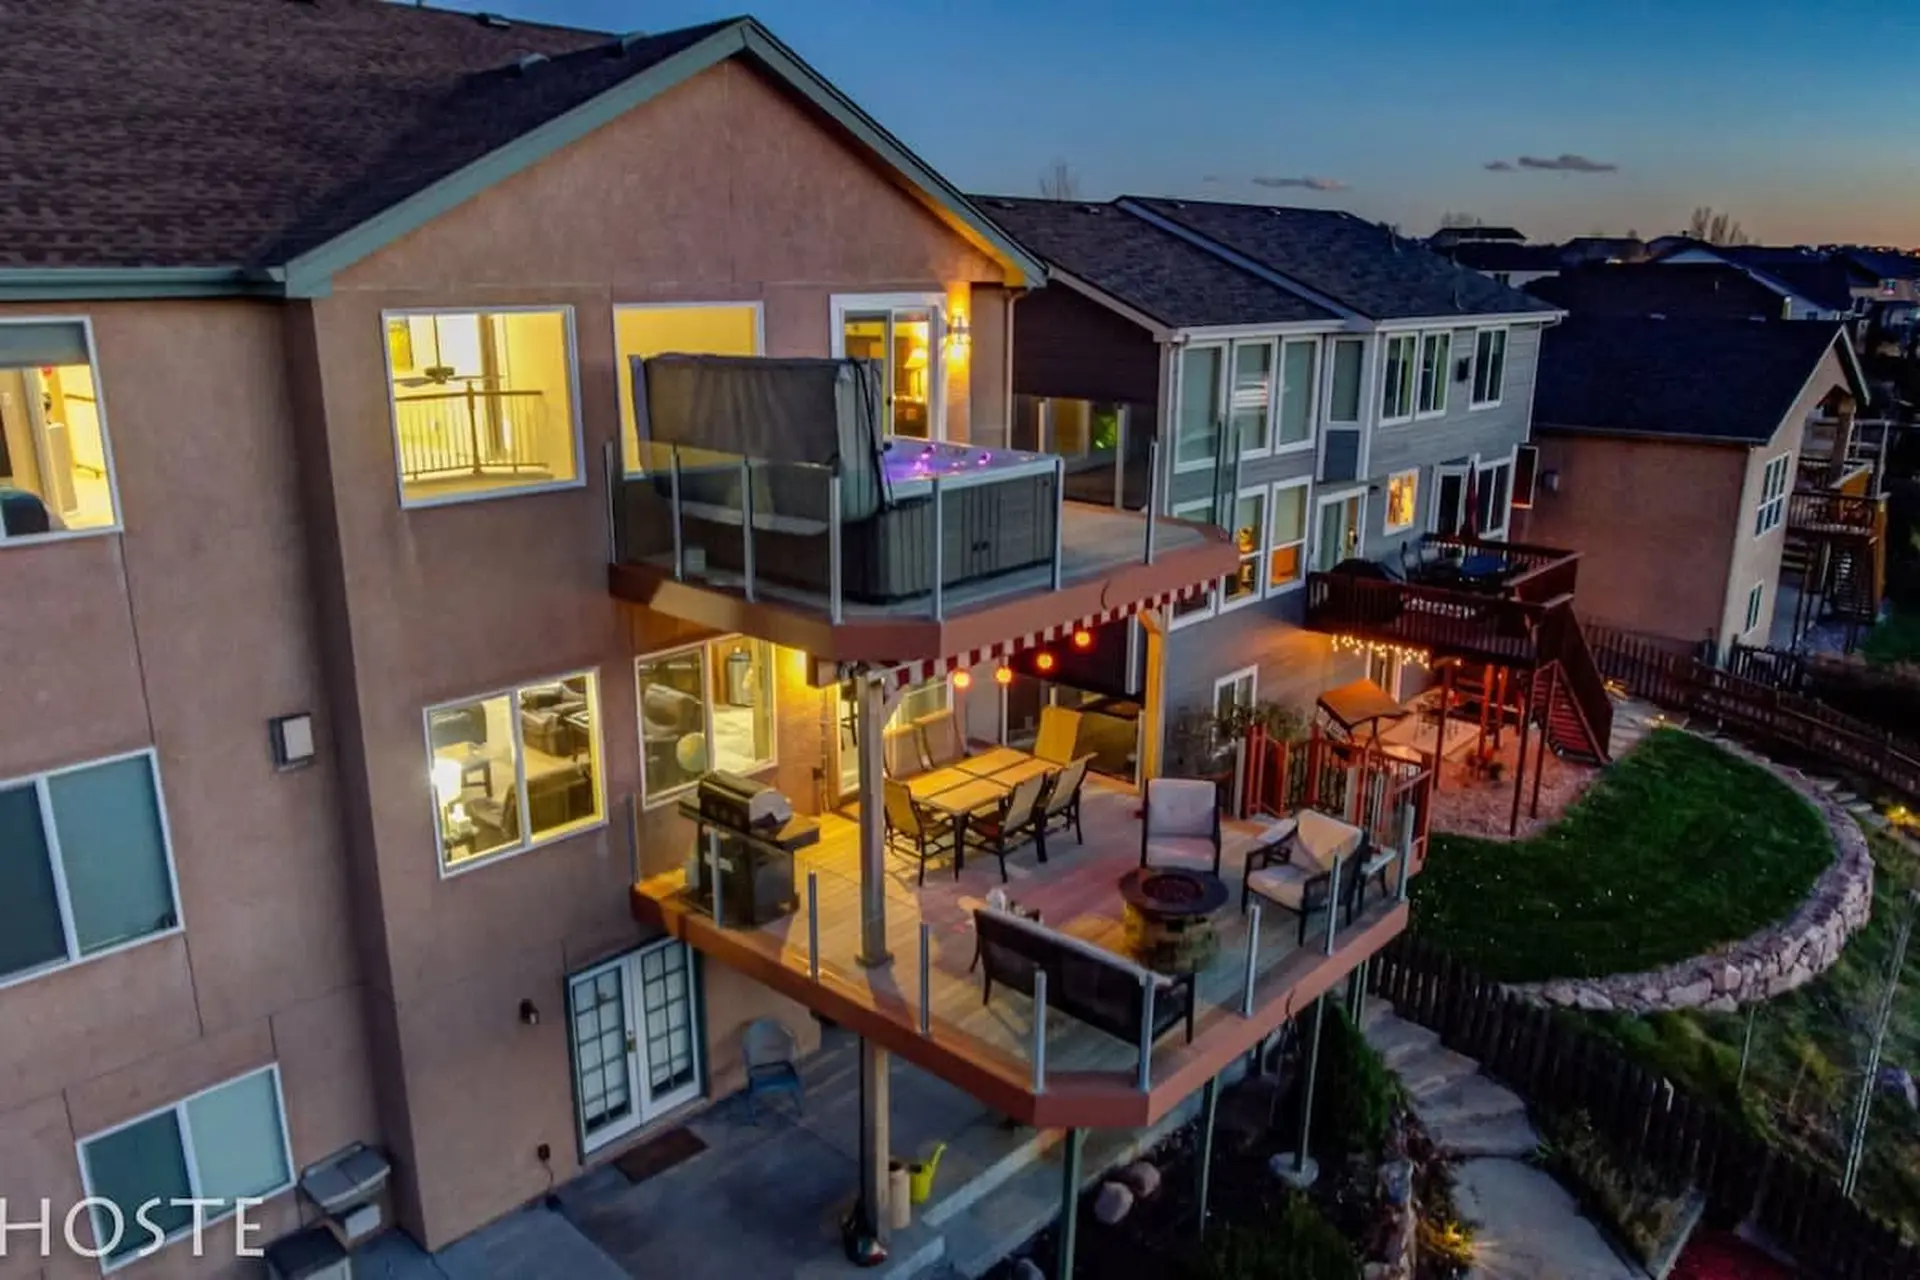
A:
[973, 907, 1195, 1048]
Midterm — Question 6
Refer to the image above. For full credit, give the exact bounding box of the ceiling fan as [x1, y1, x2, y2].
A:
[394, 366, 501, 389]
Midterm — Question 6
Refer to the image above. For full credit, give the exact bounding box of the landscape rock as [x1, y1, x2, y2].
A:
[1091, 1181, 1134, 1226]
[1012, 1258, 1045, 1280]
[1116, 1159, 1161, 1199]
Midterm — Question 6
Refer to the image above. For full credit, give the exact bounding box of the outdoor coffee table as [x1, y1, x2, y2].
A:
[1117, 866, 1230, 974]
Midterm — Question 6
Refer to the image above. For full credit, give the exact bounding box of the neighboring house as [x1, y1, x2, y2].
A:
[1428, 224, 1527, 251]
[1444, 240, 1566, 289]
[1529, 262, 1800, 320]
[1559, 235, 1648, 267]
[1833, 247, 1920, 332]
[1516, 317, 1873, 650]
[1653, 242, 1863, 321]
[976, 194, 1575, 755]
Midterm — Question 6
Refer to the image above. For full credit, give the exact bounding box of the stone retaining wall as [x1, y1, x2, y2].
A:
[1513, 736, 1875, 1015]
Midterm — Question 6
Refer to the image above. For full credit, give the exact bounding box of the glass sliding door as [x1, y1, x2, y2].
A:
[835, 677, 949, 799]
[1313, 489, 1367, 573]
[838, 299, 942, 439]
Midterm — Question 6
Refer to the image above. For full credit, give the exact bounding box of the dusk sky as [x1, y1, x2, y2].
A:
[444, 0, 1920, 246]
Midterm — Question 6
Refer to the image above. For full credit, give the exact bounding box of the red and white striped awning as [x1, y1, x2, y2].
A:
[868, 583, 1207, 688]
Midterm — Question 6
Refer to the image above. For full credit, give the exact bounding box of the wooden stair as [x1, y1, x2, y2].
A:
[1531, 606, 1612, 765]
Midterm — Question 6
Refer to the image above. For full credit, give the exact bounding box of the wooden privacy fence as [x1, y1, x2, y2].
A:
[1370, 936, 1920, 1278]
[1586, 623, 1920, 800]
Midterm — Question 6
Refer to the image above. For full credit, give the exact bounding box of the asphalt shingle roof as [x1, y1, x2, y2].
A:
[1446, 242, 1566, 273]
[972, 196, 1337, 329]
[0, 0, 736, 268]
[1125, 196, 1559, 321]
[1534, 316, 1847, 444]
[1529, 263, 1789, 320]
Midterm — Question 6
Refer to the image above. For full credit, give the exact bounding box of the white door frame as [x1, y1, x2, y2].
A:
[830, 292, 947, 441]
[1313, 484, 1369, 572]
[1431, 460, 1473, 536]
[568, 940, 703, 1155]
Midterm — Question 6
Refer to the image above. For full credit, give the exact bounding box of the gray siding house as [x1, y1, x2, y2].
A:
[979, 194, 1559, 766]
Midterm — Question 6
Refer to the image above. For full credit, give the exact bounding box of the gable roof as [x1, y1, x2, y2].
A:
[972, 197, 1337, 331]
[1529, 263, 1789, 321]
[1446, 242, 1565, 273]
[1647, 242, 1855, 313]
[1534, 316, 1860, 445]
[1837, 247, 1920, 282]
[0, 1, 1041, 294]
[1120, 196, 1558, 321]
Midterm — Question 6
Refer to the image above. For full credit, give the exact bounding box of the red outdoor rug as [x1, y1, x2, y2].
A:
[1670, 1229, 1796, 1280]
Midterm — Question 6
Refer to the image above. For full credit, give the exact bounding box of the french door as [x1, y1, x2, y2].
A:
[1313, 488, 1368, 573]
[568, 941, 702, 1153]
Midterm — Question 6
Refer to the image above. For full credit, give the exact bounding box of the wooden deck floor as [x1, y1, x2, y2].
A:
[636, 776, 1410, 1126]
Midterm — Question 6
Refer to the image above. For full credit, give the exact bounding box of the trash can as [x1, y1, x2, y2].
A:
[725, 647, 754, 706]
[264, 1225, 350, 1280]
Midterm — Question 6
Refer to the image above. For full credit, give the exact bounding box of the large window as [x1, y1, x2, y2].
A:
[616, 303, 761, 473]
[1267, 478, 1311, 593]
[1228, 340, 1274, 456]
[637, 637, 777, 806]
[836, 295, 942, 439]
[1385, 469, 1420, 533]
[1744, 581, 1767, 637]
[1471, 327, 1508, 408]
[1220, 488, 1268, 610]
[1416, 332, 1451, 417]
[1176, 345, 1224, 469]
[0, 318, 118, 542]
[1277, 338, 1318, 450]
[1, 749, 179, 989]
[1327, 338, 1364, 424]
[385, 308, 580, 506]
[426, 672, 603, 872]
[78, 1065, 291, 1267]
[1380, 334, 1418, 423]
[1755, 453, 1792, 536]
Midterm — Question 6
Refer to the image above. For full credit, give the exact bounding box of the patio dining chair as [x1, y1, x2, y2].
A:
[1034, 705, 1082, 766]
[1139, 777, 1222, 875]
[884, 777, 958, 885]
[883, 724, 930, 778]
[741, 1018, 803, 1123]
[1037, 754, 1092, 859]
[965, 773, 1047, 883]
[1242, 809, 1367, 945]
[916, 709, 967, 770]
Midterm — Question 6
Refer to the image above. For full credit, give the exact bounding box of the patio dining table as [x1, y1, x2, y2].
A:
[956, 747, 1055, 789]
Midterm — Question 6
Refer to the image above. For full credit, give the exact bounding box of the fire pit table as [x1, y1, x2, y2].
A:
[1118, 866, 1229, 974]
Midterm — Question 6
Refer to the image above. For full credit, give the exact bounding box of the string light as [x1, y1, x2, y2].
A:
[1328, 633, 1431, 668]
[1035, 651, 1056, 673]
[951, 669, 971, 690]
[994, 665, 1013, 686]
[1072, 629, 1094, 650]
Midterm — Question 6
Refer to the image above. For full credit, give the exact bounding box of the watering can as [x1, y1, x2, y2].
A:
[906, 1142, 947, 1204]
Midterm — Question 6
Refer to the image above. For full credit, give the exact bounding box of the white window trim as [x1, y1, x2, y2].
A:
[1313, 485, 1370, 572]
[1383, 468, 1421, 535]
[426, 670, 608, 877]
[1167, 498, 1220, 629]
[1226, 337, 1275, 462]
[1266, 475, 1313, 595]
[76, 1063, 295, 1273]
[1754, 452, 1791, 537]
[1476, 448, 1517, 539]
[1322, 335, 1366, 429]
[613, 301, 767, 476]
[382, 305, 588, 511]
[1217, 484, 1271, 615]
[636, 638, 780, 810]
[1172, 341, 1227, 474]
[0, 314, 125, 548]
[0, 746, 183, 996]
[1413, 331, 1452, 420]
[1430, 460, 1473, 535]
[1213, 665, 1259, 712]
[1469, 325, 1510, 411]
[830, 292, 948, 442]
[1377, 333, 1419, 426]
[1272, 336, 1320, 456]
[1744, 580, 1767, 637]
[571, 939, 706, 1154]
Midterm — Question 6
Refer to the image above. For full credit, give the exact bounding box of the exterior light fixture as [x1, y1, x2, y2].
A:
[947, 313, 971, 348]
[1072, 629, 1093, 650]
[994, 665, 1013, 686]
[269, 712, 316, 771]
[1034, 651, 1056, 673]
[518, 999, 540, 1027]
[951, 669, 972, 690]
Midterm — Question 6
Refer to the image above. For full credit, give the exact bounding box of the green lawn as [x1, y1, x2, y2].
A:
[1581, 832, 1920, 1240]
[1412, 728, 1834, 982]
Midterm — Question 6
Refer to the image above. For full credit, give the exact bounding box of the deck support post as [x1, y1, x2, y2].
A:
[1433, 661, 1452, 794]
[1196, 1073, 1221, 1240]
[1508, 669, 1532, 837]
[1275, 998, 1326, 1188]
[1531, 663, 1555, 818]
[858, 1036, 891, 1244]
[1058, 1127, 1085, 1279]
[855, 674, 891, 967]
[1346, 958, 1368, 1021]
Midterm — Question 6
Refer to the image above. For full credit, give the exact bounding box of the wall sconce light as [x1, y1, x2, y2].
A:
[518, 999, 540, 1027]
[947, 314, 971, 349]
[268, 712, 316, 772]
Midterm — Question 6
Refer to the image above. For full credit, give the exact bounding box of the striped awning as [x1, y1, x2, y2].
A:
[868, 583, 1207, 688]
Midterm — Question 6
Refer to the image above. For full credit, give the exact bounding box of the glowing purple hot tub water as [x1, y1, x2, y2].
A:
[879, 438, 1054, 494]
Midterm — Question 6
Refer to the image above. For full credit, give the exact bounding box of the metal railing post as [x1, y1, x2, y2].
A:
[1241, 904, 1263, 1016]
[707, 828, 723, 928]
[1032, 970, 1049, 1093]
[828, 473, 845, 624]
[930, 476, 945, 620]
[1395, 831, 1414, 903]
[1050, 455, 1066, 590]
[1136, 975, 1157, 1090]
[919, 923, 932, 1037]
[1113, 404, 1130, 510]
[740, 457, 756, 602]
[463, 381, 483, 475]
[807, 871, 820, 980]
[603, 441, 620, 566]
[1144, 437, 1161, 563]
[668, 446, 686, 581]
[1324, 855, 1344, 956]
